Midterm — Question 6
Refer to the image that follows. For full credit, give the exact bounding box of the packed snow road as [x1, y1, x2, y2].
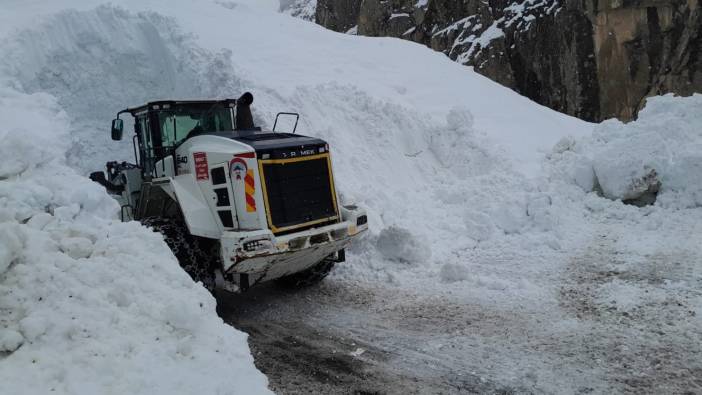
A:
[218, 282, 520, 394]
[218, 225, 702, 395]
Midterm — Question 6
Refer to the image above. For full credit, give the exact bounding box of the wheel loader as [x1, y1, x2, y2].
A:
[90, 92, 367, 292]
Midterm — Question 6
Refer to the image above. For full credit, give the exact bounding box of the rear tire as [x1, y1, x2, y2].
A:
[141, 217, 216, 291]
[276, 254, 336, 288]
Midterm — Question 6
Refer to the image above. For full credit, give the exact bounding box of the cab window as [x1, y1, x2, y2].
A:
[158, 105, 233, 148]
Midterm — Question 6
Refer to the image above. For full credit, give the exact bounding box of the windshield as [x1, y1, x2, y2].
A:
[158, 104, 234, 147]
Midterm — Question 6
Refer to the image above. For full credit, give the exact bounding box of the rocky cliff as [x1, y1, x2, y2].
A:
[315, 0, 701, 121]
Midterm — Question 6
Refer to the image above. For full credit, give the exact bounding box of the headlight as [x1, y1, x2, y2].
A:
[243, 239, 272, 252]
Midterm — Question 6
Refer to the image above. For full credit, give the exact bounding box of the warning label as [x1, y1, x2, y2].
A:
[194, 152, 209, 181]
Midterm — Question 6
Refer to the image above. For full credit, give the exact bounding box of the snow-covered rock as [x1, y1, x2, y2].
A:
[592, 137, 663, 202]
[551, 94, 702, 208]
[280, 0, 317, 20]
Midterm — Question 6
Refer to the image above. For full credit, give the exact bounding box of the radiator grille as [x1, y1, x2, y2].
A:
[260, 155, 338, 234]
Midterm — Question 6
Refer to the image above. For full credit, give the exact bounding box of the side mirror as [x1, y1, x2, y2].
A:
[111, 118, 124, 141]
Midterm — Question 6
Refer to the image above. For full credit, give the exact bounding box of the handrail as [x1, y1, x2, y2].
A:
[273, 112, 300, 134]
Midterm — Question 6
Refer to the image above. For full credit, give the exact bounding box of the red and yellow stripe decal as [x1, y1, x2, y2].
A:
[244, 169, 256, 212]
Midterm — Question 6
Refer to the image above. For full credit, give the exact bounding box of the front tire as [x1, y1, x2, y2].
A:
[141, 217, 216, 290]
[276, 254, 336, 288]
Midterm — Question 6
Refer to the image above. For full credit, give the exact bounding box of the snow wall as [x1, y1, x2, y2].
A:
[0, 5, 271, 395]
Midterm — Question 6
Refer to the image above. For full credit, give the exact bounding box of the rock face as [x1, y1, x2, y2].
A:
[315, 0, 701, 122]
[316, 0, 361, 32]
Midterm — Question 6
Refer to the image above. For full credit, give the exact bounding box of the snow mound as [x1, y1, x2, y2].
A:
[279, 0, 317, 21]
[439, 262, 471, 283]
[0, 85, 270, 394]
[549, 94, 702, 208]
[376, 226, 431, 264]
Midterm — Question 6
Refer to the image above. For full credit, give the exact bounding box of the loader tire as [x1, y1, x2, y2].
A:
[141, 217, 216, 291]
[276, 255, 336, 288]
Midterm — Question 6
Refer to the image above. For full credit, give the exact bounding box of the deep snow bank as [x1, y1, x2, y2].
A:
[0, 5, 247, 174]
[0, 86, 270, 393]
[549, 94, 702, 208]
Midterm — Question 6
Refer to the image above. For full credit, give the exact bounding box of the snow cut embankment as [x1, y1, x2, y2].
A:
[0, 86, 270, 394]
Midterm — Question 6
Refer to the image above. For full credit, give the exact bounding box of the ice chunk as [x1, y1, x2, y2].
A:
[376, 226, 431, 263]
[573, 160, 596, 192]
[463, 210, 495, 241]
[491, 202, 527, 234]
[0, 223, 23, 274]
[59, 237, 94, 259]
[439, 262, 470, 283]
[19, 314, 48, 342]
[446, 106, 475, 132]
[0, 329, 23, 353]
[26, 212, 54, 230]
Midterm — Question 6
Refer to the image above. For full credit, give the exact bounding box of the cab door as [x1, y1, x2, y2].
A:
[135, 115, 155, 176]
[206, 163, 239, 230]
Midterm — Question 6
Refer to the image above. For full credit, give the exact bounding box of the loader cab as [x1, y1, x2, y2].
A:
[114, 99, 238, 177]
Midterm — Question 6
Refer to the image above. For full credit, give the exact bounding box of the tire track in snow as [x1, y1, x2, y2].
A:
[217, 282, 522, 394]
[559, 227, 702, 394]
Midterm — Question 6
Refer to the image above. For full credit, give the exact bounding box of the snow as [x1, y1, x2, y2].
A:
[550, 94, 702, 206]
[279, 0, 317, 21]
[0, 84, 271, 394]
[0, 5, 272, 394]
[456, 21, 504, 62]
[389, 13, 411, 20]
[376, 226, 431, 264]
[0, 0, 701, 392]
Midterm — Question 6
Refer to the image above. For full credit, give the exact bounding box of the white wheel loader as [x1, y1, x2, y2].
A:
[90, 92, 367, 292]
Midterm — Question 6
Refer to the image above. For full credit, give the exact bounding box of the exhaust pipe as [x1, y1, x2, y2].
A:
[235, 92, 254, 130]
